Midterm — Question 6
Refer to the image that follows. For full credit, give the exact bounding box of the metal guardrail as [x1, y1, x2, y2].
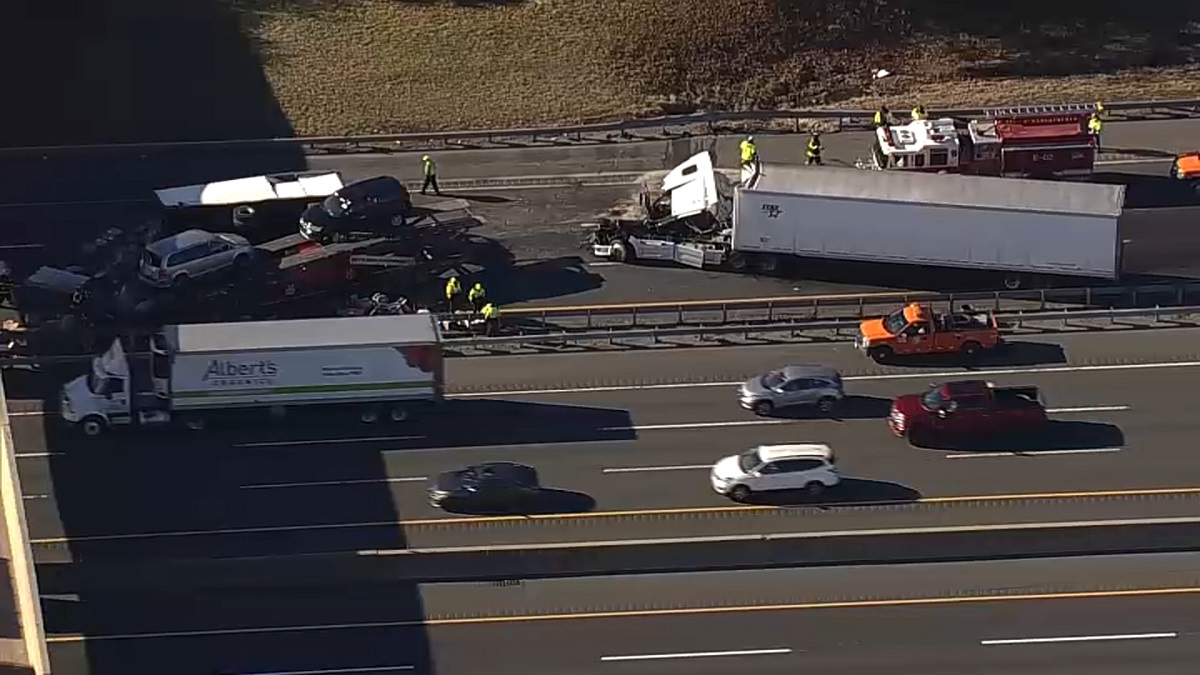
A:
[3, 98, 1198, 156]
[497, 282, 1200, 332]
[443, 305, 1200, 349]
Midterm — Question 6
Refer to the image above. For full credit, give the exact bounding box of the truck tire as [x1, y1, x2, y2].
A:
[727, 253, 748, 271]
[388, 406, 409, 423]
[1003, 274, 1022, 290]
[868, 345, 894, 363]
[610, 240, 631, 263]
[360, 408, 380, 424]
[961, 341, 983, 359]
[753, 254, 780, 275]
[184, 417, 206, 431]
[80, 416, 106, 438]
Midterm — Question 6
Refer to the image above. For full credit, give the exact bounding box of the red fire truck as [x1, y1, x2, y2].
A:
[865, 103, 1099, 178]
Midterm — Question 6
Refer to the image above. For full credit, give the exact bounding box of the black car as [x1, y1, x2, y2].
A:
[428, 462, 541, 509]
[299, 175, 412, 242]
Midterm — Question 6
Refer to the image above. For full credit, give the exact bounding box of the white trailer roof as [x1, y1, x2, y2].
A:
[154, 172, 345, 208]
[747, 164, 1125, 217]
[164, 314, 439, 354]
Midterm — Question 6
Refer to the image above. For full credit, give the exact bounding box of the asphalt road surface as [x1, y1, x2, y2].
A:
[11, 327, 1200, 561]
[42, 553, 1200, 674]
[3, 120, 1200, 306]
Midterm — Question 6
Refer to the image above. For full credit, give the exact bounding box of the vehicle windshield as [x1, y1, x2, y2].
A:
[921, 386, 946, 411]
[883, 310, 908, 335]
[761, 370, 786, 389]
[322, 194, 349, 217]
[86, 370, 103, 395]
[737, 448, 762, 473]
[141, 249, 162, 268]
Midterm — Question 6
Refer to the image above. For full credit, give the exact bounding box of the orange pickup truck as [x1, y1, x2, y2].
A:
[855, 302, 1002, 363]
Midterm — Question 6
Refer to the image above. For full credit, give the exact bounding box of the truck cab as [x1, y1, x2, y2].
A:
[60, 334, 172, 437]
[855, 302, 1001, 362]
[888, 380, 1048, 443]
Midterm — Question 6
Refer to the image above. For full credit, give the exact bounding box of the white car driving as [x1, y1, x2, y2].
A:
[710, 443, 840, 502]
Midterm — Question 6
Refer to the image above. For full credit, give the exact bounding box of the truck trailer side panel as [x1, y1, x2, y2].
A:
[163, 314, 441, 410]
[732, 165, 1123, 278]
[169, 345, 439, 410]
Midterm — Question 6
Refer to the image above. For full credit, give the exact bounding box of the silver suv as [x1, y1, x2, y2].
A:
[739, 365, 844, 416]
[139, 229, 253, 288]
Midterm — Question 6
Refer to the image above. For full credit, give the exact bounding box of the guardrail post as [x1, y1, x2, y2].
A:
[585, 309, 592, 330]
[1178, 285, 1186, 306]
[1086, 287, 1092, 307]
[632, 306, 639, 327]
[767, 301, 775, 322]
[992, 292, 1000, 312]
[1132, 287, 1139, 308]
[1037, 289, 1046, 311]
[720, 304, 727, 324]
[677, 305, 684, 327]
[857, 297, 865, 318]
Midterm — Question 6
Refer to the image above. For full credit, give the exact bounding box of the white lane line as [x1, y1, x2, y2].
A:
[235, 436, 425, 448]
[239, 477, 427, 490]
[15, 452, 64, 459]
[602, 464, 711, 474]
[600, 648, 793, 662]
[981, 632, 1177, 646]
[1048, 405, 1131, 414]
[449, 360, 1200, 398]
[22, 494, 50, 500]
[1095, 158, 1172, 166]
[947, 447, 1123, 459]
[600, 420, 791, 432]
[223, 662, 415, 667]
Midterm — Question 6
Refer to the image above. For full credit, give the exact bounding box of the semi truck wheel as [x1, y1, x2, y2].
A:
[753, 254, 780, 274]
[388, 406, 409, 422]
[360, 408, 380, 424]
[961, 341, 983, 359]
[1003, 274, 1022, 290]
[80, 416, 106, 438]
[610, 240, 631, 263]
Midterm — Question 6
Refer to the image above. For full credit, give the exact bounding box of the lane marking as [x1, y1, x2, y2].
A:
[602, 464, 711, 474]
[43, 587, 1200, 644]
[601, 420, 789, 432]
[948, 447, 1123, 459]
[15, 452, 64, 459]
[21, 494, 49, 500]
[600, 648, 793, 662]
[29, 487, 1200, 544]
[236, 436, 425, 448]
[981, 632, 1177, 646]
[239, 477, 427, 490]
[223, 662, 415, 667]
[1047, 405, 1130, 414]
[448, 360, 1200, 398]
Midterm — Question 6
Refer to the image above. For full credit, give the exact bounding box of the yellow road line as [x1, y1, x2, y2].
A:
[396, 486, 1200, 527]
[44, 586, 1200, 643]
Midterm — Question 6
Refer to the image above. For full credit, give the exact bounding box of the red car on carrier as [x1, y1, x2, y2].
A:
[888, 380, 1048, 446]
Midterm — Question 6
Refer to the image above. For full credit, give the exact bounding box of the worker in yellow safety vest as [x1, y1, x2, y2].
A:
[1088, 112, 1103, 152]
[805, 132, 823, 166]
[468, 282, 487, 312]
[444, 275, 462, 311]
[873, 106, 890, 127]
[421, 155, 441, 196]
[739, 136, 758, 166]
[481, 302, 500, 336]
[911, 105, 927, 121]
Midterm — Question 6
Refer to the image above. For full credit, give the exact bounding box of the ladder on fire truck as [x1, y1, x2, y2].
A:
[984, 103, 1099, 118]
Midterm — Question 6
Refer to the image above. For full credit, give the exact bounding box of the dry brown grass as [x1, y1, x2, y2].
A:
[235, 0, 1200, 136]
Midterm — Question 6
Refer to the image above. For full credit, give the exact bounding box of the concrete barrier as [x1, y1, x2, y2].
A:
[39, 517, 1200, 593]
[0, 375, 49, 672]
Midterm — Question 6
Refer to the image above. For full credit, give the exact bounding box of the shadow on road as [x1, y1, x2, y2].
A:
[913, 421, 1125, 452]
[1091, 171, 1200, 209]
[744, 478, 922, 507]
[881, 340, 1067, 369]
[766, 395, 892, 420]
[434, 192, 517, 204]
[475, 256, 605, 306]
[438, 488, 596, 516]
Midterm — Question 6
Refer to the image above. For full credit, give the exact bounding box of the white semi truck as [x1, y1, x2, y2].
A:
[590, 152, 1127, 289]
[60, 313, 443, 437]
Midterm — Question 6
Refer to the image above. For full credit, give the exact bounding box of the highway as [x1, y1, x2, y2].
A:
[2, 120, 1200, 306]
[41, 553, 1200, 674]
[11, 327, 1200, 561]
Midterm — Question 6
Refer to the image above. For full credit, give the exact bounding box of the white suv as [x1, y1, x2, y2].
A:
[711, 443, 840, 502]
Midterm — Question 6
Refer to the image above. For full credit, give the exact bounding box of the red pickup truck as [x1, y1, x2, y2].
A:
[888, 380, 1048, 445]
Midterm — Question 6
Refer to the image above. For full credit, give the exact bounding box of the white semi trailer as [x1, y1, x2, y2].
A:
[590, 152, 1127, 289]
[60, 313, 443, 438]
